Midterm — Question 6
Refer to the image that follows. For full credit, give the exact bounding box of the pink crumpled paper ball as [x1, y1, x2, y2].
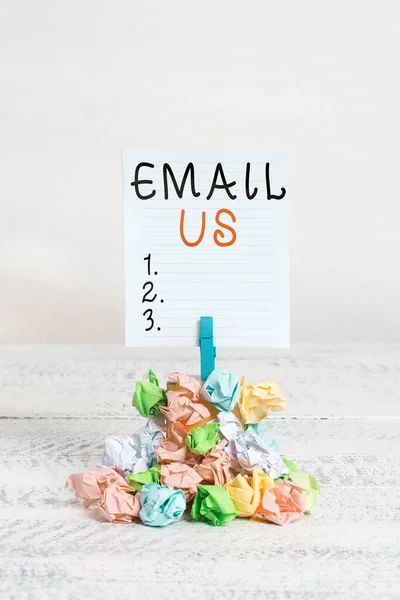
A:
[65, 467, 127, 508]
[160, 462, 202, 501]
[98, 482, 141, 524]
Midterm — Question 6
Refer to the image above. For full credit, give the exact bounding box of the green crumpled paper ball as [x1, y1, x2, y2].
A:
[127, 464, 161, 492]
[132, 370, 166, 418]
[186, 422, 220, 455]
[191, 484, 237, 526]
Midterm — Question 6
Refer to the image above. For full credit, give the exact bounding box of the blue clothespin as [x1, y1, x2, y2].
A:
[199, 316, 216, 381]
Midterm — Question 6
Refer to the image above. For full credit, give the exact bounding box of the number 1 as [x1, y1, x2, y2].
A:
[144, 254, 151, 276]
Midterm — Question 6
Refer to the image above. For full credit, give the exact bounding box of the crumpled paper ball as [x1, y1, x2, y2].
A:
[161, 391, 210, 428]
[186, 422, 220, 455]
[225, 469, 274, 517]
[255, 480, 306, 525]
[65, 467, 126, 507]
[160, 463, 203, 501]
[238, 379, 285, 424]
[127, 464, 161, 491]
[166, 372, 201, 396]
[191, 484, 237, 526]
[100, 427, 163, 474]
[216, 412, 288, 479]
[160, 372, 213, 428]
[156, 421, 201, 466]
[132, 370, 167, 418]
[273, 459, 319, 513]
[98, 482, 141, 523]
[196, 441, 237, 486]
[231, 430, 289, 479]
[139, 483, 186, 527]
[200, 368, 240, 412]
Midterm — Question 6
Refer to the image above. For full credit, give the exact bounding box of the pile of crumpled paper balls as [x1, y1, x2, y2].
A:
[66, 368, 319, 527]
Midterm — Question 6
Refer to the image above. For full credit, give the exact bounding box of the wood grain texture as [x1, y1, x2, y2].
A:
[1, 344, 400, 417]
[0, 345, 399, 599]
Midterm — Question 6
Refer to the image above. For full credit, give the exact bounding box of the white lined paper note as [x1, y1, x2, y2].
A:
[123, 148, 289, 347]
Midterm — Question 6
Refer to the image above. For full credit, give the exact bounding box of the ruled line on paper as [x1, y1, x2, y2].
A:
[160, 312, 273, 315]
[152, 252, 275, 256]
[158, 310, 274, 313]
[155, 286, 274, 290]
[153, 261, 276, 265]
[157, 274, 273, 278]
[156, 278, 275, 283]
[143, 223, 274, 225]
[144, 237, 274, 241]
[162, 325, 272, 333]
[141, 205, 274, 208]
[158, 284, 273, 289]
[158, 274, 271, 283]
[136, 161, 271, 163]
[143, 231, 274, 235]
[141, 205, 274, 209]
[146, 175, 273, 178]
[146, 336, 274, 340]
[152, 299, 273, 302]
[143, 214, 272, 217]
[156, 282, 273, 286]
[147, 334, 273, 337]
[159, 318, 273, 321]
[147, 244, 273, 250]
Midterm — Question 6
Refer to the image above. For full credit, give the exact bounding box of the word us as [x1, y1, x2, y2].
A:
[131, 162, 286, 248]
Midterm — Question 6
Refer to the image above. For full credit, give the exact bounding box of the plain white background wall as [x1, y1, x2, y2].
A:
[1, 0, 399, 344]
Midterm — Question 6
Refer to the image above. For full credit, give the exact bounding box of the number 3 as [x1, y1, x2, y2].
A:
[143, 309, 154, 331]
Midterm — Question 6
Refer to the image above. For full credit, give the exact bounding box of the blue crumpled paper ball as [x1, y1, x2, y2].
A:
[201, 368, 240, 412]
[139, 483, 186, 527]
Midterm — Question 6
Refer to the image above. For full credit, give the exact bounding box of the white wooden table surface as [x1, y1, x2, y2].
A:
[1, 345, 399, 600]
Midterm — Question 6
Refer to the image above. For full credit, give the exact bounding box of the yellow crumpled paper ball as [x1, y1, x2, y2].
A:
[238, 379, 285, 424]
[224, 469, 274, 517]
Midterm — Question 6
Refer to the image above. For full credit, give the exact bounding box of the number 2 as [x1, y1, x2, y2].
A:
[143, 309, 154, 331]
[142, 281, 157, 302]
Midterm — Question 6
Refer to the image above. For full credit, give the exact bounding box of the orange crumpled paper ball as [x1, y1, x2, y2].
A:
[225, 469, 274, 517]
[255, 480, 306, 525]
